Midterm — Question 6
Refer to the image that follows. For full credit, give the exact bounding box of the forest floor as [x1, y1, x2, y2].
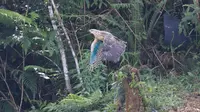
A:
[169, 93, 200, 112]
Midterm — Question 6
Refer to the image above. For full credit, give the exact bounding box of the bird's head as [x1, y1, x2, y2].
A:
[89, 29, 105, 41]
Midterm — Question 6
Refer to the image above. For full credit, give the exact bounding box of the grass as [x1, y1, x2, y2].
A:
[139, 69, 200, 112]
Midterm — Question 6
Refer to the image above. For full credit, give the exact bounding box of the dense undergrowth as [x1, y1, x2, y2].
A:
[1, 0, 200, 112]
[29, 70, 200, 112]
[29, 59, 200, 112]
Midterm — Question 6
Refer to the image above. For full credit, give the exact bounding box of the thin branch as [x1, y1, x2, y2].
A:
[77, 9, 112, 31]
[84, 0, 86, 24]
[114, 9, 137, 39]
[19, 53, 25, 112]
[3, 78, 18, 110]
[0, 90, 16, 110]
[70, 21, 82, 60]
[0, 58, 19, 110]
[17, 81, 34, 107]
[152, 48, 167, 73]
[114, 8, 150, 54]
[0, 91, 8, 100]
[170, 32, 175, 69]
[35, 52, 62, 72]
[172, 56, 185, 67]
[10, 46, 23, 58]
[18, 81, 24, 112]
[1, 59, 17, 106]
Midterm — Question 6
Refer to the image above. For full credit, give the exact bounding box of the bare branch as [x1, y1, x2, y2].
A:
[152, 48, 167, 73]
[18, 81, 24, 112]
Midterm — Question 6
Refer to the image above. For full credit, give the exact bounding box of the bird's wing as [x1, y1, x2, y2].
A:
[90, 40, 103, 64]
[101, 34, 126, 63]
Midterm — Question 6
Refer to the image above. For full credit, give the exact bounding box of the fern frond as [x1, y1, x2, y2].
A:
[21, 72, 38, 95]
[42, 90, 105, 112]
[24, 65, 58, 79]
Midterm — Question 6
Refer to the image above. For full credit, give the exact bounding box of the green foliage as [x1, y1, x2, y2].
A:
[24, 72, 37, 93]
[0, 9, 35, 27]
[24, 65, 58, 79]
[179, 2, 200, 34]
[179, 1, 200, 47]
[141, 78, 183, 111]
[102, 102, 117, 112]
[0, 8, 50, 55]
[146, 0, 167, 37]
[73, 51, 108, 94]
[29, 12, 40, 21]
[2, 0, 200, 112]
[177, 72, 200, 92]
[0, 101, 15, 112]
[43, 94, 92, 112]
[31, 90, 115, 112]
[120, 52, 140, 66]
[139, 67, 200, 112]
[24, 65, 55, 73]
[111, 3, 133, 9]
[42, 31, 59, 56]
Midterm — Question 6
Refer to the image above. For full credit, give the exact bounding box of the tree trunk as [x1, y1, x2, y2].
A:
[48, 4, 72, 93]
[50, 0, 81, 81]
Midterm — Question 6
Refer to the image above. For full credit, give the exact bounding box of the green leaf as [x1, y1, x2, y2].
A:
[0, 9, 34, 27]
[29, 12, 39, 21]
[21, 37, 31, 54]
[21, 72, 37, 95]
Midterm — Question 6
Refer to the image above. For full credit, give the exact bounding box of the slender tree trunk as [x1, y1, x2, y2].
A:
[50, 0, 81, 79]
[48, 5, 72, 93]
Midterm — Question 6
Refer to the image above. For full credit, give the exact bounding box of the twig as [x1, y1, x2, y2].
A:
[35, 52, 62, 72]
[1, 59, 17, 107]
[172, 56, 184, 67]
[77, 9, 112, 31]
[0, 91, 8, 100]
[0, 91, 15, 110]
[114, 9, 137, 39]
[147, 0, 167, 37]
[17, 81, 34, 108]
[70, 21, 82, 60]
[18, 80, 24, 112]
[170, 32, 175, 68]
[184, 46, 193, 58]
[152, 48, 167, 73]
[84, 0, 86, 25]
[3, 78, 18, 110]
[114, 8, 149, 53]
[19, 53, 25, 112]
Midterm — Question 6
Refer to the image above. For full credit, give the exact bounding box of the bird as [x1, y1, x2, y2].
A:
[89, 29, 127, 68]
